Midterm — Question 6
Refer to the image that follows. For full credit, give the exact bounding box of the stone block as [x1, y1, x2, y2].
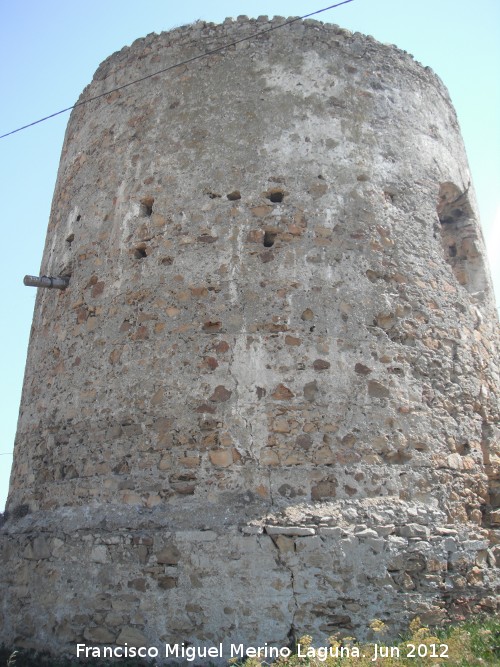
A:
[241, 525, 263, 535]
[318, 527, 343, 538]
[90, 545, 108, 563]
[209, 449, 233, 467]
[24, 536, 51, 560]
[398, 524, 430, 539]
[156, 544, 181, 565]
[116, 626, 148, 647]
[265, 526, 315, 536]
[81, 626, 114, 644]
[177, 530, 217, 542]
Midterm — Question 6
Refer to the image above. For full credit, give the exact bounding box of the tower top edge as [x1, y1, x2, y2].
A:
[86, 15, 449, 103]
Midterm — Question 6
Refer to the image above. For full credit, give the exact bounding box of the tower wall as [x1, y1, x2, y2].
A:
[1, 17, 499, 657]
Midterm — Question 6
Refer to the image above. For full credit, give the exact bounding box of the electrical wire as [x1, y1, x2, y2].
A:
[0, 1, 354, 140]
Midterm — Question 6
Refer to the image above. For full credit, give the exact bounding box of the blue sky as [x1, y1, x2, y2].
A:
[1, 0, 499, 511]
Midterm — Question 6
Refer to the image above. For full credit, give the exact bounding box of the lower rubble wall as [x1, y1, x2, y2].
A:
[0, 498, 498, 664]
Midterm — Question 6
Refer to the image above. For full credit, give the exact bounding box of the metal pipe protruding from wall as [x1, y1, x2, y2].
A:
[23, 275, 70, 290]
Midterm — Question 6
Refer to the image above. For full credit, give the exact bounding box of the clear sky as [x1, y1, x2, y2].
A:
[0, 0, 499, 511]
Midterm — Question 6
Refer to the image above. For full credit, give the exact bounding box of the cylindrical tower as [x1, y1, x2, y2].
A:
[1, 16, 499, 656]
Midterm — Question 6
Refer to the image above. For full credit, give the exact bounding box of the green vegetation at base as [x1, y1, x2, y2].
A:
[1, 616, 499, 667]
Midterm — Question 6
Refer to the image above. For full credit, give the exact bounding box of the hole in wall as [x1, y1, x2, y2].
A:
[226, 190, 241, 201]
[456, 441, 471, 455]
[66, 233, 75, 245]
[133, 244, 148, 259]
[263, 230, 277, 247]
[266, 189, 285, 203]
[436, 182, 487, 297]
[10, 503, 30, 520]
[140, 196, 154, 217]
[384, 191, 395, 203]
[437, 182, 472, 225]
[76, 214, 81, 222]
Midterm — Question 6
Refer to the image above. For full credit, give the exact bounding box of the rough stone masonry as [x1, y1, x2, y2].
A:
[1, 16, 499, 660]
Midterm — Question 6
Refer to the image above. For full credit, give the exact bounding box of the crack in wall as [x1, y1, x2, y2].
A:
[266, 529, 299, 647]
[269, 472, 275, 509]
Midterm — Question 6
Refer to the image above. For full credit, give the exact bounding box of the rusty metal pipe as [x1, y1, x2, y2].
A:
[23, 275, 70, 290]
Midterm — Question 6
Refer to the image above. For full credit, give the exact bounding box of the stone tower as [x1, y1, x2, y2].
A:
[1, 16, 499, 657]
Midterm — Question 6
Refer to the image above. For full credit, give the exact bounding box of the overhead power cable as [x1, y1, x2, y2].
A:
[0, 0, 354, 140]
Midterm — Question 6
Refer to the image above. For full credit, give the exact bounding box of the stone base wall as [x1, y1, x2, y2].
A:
[1, 499, 498, 662]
